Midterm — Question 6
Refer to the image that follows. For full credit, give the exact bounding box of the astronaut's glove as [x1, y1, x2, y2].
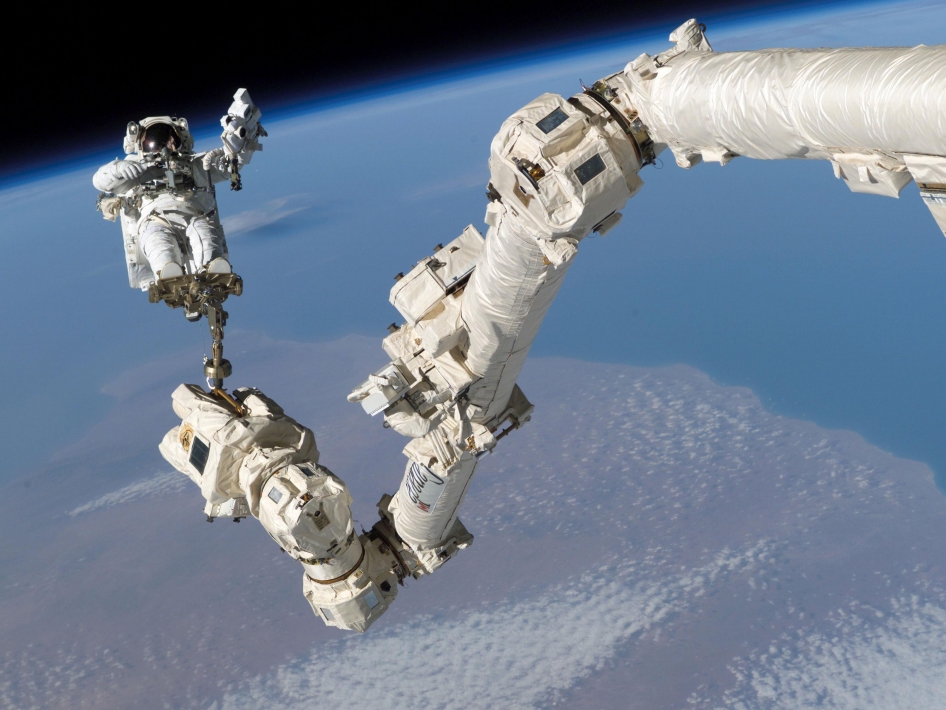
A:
[114, 160, 150, 182]
[202, 148, 229, 172]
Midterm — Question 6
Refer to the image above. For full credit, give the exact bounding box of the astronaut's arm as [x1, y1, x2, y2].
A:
[204, 89, 265, 185]
[92, 157, 156, 193]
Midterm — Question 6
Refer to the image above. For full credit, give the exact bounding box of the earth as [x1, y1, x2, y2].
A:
[2, 1, 946, 708]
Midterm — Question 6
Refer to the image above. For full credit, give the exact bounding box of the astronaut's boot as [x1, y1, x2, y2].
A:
[205, 257, 232, 275]
[148, 262, 190, 305]
[196, 258, 243, 299]
[158, 262, 185, 279]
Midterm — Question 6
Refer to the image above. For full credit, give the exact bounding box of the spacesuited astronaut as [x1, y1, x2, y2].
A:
[93, 89, 264, 304]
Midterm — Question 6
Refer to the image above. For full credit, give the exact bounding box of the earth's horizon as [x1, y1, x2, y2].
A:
[2, 1, 946, 707]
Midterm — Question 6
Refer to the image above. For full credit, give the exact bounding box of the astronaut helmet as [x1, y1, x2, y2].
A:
[124, 116, 195, 155]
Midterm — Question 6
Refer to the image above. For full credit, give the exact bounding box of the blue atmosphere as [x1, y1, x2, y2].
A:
[1, 0, 945, 491]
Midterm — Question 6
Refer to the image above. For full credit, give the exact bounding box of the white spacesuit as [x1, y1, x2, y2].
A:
[93, 89, 264, 289]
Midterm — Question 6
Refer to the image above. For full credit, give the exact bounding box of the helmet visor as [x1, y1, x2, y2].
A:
[140, 123, 182, 153]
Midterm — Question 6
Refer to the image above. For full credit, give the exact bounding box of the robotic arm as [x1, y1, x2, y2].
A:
[161, 21, 946, 632]
[92, 159, 160, 194]
[351, 21, 946, 570]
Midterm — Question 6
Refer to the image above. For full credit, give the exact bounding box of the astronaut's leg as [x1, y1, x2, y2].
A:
[186, 215, 230, 272]
[139, 221, 185, 279]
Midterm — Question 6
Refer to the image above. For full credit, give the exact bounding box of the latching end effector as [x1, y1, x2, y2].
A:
[158, 384, 410, 633]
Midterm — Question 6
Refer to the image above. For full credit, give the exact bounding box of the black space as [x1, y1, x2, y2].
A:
[11, 0, 816, 178]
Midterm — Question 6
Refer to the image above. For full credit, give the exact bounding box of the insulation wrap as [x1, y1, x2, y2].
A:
[629, 45, 946, 160]
[461, 207, 574, 423]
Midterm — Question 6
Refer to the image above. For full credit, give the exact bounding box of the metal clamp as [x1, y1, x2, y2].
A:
[581, 81, 656, 167]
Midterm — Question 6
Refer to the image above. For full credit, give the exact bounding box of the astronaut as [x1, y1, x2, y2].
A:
[93, 89, 264, 297]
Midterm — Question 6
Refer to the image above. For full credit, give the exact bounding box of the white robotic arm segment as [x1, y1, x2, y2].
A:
[347, 24, 946, 617]
[255, 462, 362, 572]
[344, 81, 650, 567]
[461, 80, 655, 422]
[487, 91, 643, 242]
[255, 460, 404, 632]
[621, 21, 946, 232]
[160, 384, 404, 632]
[303, 532, 402, 632]
[344, 21, 946, 614]
[624, 27, 946, 174]
[237, 445, 401, 632]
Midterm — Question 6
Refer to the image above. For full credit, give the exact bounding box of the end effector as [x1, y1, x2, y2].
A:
[159, 383, 407, 632]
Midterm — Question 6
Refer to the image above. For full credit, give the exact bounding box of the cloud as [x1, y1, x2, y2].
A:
[218, 543, 769, 710]
[709, 596, 946, 710]
[68, 471, 189, 517]
[404, 169, 489, 201]
[221, 195, 311, 236]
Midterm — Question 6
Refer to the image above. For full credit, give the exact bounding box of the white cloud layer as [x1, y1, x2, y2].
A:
[68, 471, 188, 517]
[222, 195, 310, 236]
[710, 596, 946, 710]
[217, 544, 767, 710]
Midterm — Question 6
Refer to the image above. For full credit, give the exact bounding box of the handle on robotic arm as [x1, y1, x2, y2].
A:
[159, 383, 407, 632]
[622, 19, 946, 235]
